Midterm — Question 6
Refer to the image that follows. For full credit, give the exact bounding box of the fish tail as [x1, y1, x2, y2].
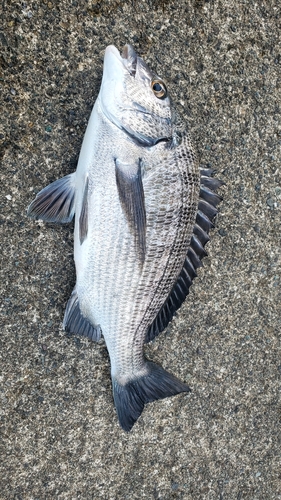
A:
[112, 361, 191, 432]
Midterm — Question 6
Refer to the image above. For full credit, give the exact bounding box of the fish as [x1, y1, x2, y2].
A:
[27, 44, 222, 431]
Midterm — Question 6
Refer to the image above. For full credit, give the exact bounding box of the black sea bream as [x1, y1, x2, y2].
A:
[28, 44, 222, 431]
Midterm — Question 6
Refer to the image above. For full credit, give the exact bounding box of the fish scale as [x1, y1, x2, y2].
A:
[139, 150, 198, 317]
[103, 143, 197, 376]
[27, 44, 222, 431]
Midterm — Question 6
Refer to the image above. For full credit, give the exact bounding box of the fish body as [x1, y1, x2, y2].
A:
[28, 45, 222, 431]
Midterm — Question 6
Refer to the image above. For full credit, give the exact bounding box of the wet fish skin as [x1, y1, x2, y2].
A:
[28, 44, 221, 431]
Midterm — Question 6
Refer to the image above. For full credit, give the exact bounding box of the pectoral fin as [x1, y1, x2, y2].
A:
[115, 158, 146, 262]
[27, 173, 76, 223]
[79, 176, 89, 244]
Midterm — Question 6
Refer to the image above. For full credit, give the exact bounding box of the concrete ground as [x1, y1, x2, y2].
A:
[1, 0, 280, 498]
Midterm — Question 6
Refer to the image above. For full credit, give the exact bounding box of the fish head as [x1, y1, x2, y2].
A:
[99, 44, 175, 147]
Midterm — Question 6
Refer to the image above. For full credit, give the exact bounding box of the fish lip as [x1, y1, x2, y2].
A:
[121, 44, 137, 76]
[104, 45, 123, 62]
[121, 44, 137, 62]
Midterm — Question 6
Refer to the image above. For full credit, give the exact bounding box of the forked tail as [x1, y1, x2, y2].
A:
[112, 361, 191, 432]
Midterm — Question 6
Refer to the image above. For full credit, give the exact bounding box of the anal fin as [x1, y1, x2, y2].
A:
[63, 287, 101, 342]
[27, 173, 76, 223]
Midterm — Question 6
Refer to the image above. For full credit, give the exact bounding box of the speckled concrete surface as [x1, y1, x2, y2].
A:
[1, 1, 280, 498]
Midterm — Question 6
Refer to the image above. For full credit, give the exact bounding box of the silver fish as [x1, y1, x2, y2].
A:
[28, 44, 222, 431]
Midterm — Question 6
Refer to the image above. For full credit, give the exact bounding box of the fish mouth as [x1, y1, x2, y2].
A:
[105, 44, 138, 77]
[121, 44, 137, 77]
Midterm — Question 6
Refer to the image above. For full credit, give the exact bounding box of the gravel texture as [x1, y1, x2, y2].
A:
[1, 0, 281, 498]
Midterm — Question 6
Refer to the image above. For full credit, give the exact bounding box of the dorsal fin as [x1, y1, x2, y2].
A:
[145, 169, 223, 343]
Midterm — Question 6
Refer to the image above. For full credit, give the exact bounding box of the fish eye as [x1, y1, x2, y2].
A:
[151, 79, 167, 99]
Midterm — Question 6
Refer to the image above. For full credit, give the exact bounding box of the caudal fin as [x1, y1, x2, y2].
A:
[112, 361, 191, 432]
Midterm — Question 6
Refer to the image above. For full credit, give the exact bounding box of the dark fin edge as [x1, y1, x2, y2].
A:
[63, 287, 101, 342]
[115, 158, 146, 262]
[79, 176, 89, 245]
[145, 169, 222, 343]
[27, 173, 76, 223]
[112, 360, 190, 432]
